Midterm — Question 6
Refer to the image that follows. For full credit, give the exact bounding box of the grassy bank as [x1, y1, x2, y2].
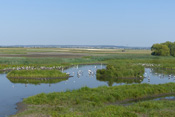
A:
[7, 70, 69, 78]
[15, 83, 175, 116]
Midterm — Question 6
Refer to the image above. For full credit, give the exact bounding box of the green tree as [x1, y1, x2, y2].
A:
[151, 44, 162, 55]
[160, 45, 170, 56]
[162, 41, 173, 48]
[151, 44, 170, 56]
[170, 44, 175, 56]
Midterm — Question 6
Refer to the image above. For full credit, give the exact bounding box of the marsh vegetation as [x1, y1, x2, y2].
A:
[7, 70, 69, 79]
[97, 64, 144, 79]
[0, 47, 175, 116]
[15, 83, 175, 117]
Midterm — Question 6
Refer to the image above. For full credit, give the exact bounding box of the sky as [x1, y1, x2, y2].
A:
[0, 0, 175, 47]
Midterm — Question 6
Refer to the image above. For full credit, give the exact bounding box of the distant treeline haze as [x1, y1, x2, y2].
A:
[151, 41, 175, 56]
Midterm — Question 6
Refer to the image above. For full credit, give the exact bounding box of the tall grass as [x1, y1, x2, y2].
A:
[16, 83, 175, 116]
[24, 83, 175, 105]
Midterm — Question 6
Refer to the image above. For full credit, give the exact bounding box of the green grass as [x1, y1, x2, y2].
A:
[0, 52, 174, 70]
[84, 101, 175, 117]
[15, 100, 175, 117]
[7, 70, 69, 78]
[0, 48, 27, 54]
[14, 83, 175, 116]
[24, 83, 175, 105]
[97, 64, 145, 78]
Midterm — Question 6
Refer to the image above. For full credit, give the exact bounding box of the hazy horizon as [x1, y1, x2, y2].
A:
[0, 0, 175, 47]
[0, 44, 151, 48]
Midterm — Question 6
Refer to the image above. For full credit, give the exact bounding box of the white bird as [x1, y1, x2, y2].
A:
[88, 70, 92, 75]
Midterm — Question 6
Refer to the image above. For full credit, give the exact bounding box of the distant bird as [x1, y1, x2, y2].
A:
[88, 70, 92, 75]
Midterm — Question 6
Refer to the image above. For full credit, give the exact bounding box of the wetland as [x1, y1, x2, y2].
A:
[0, 48, 175, 116]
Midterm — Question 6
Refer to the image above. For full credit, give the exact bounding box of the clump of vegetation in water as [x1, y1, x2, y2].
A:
[97, 63, 144, 78]
[7, 70, 69, 78]
[15, 83, 175, 116]
[151, 41, 175, 56]
[8, 78, 68, 85]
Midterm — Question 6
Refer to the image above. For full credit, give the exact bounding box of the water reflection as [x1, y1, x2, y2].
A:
[8, 78, 68, 85]
[152, 68, 175, 76]
[97, 76, 143, 86]
[142, 68, 175, 84]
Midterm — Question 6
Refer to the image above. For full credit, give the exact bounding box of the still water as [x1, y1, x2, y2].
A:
[0, 65, 175, 117]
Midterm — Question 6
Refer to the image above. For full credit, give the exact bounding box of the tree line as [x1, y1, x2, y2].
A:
[151, 41, 175, 56]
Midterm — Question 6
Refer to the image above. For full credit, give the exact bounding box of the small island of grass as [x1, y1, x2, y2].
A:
[7, 70, 69, 79]
[97, 63, 144, 79]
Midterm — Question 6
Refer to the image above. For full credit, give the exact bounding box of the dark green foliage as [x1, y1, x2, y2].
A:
[151, 44, 170, 56]
[170, 45, 175, 56]
[151, 41, 175, 56]
[97, 63, 144, 79]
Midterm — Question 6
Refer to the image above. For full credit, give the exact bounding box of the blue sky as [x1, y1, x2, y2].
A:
[0, 0, 175, 47]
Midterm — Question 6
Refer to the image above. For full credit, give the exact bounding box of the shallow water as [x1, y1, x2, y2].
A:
[154, 96, 175, 100]
[119, 95, 175, 106]
[0, 65, 175, 116]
